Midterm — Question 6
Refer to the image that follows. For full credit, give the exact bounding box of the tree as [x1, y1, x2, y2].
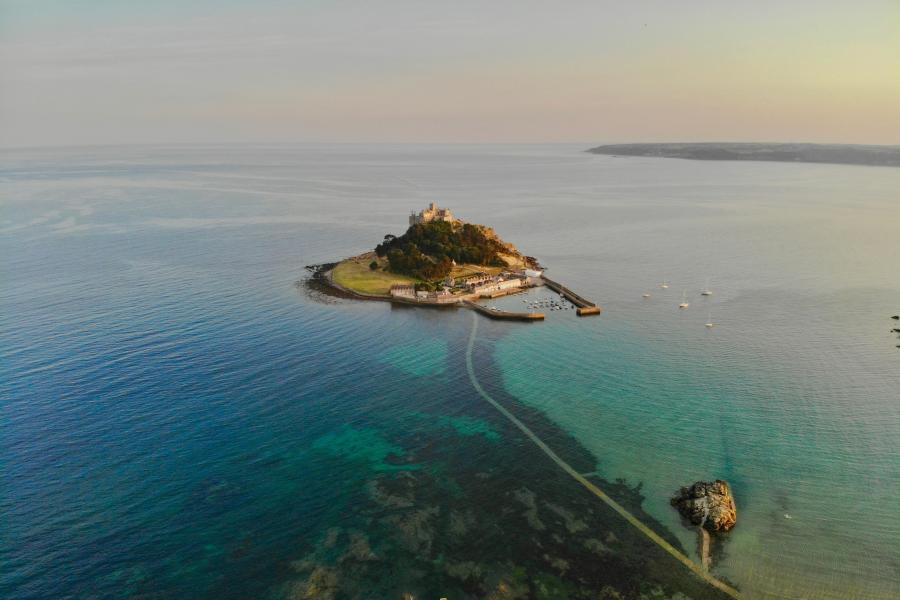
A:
[369, 260, 378, 271]
[375, 221, 509, 281]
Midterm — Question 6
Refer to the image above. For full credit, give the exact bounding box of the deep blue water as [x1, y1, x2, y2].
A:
[2, 144, 898, 599]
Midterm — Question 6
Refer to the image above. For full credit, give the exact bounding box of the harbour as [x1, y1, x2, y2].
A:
[540, 276, 603, 316]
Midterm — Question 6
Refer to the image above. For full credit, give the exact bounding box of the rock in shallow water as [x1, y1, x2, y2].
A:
[670, 480, 737, 532]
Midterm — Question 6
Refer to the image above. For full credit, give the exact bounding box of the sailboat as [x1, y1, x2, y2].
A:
[660, 282, 669, 289]
[701, 278, 713, 296]
[705, 310, 714, 328]
[679, 290, 689, 309]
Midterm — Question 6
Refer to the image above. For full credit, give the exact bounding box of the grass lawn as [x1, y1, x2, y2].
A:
[449, 256, 523, 279]
[449, 263, 503, 279]
[331, 256, 417, 296]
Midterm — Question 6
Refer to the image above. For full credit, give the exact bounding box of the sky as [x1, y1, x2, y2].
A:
[1, 0, 898, 147]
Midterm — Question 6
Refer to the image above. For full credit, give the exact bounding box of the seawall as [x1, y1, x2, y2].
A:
[462, 301, 544, 321]
[541, 277, 602, 316]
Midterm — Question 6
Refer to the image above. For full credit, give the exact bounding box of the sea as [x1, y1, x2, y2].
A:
[2, 144, 898, 599]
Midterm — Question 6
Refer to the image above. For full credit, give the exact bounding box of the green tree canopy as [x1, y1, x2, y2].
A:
[375, 221, 509, 281]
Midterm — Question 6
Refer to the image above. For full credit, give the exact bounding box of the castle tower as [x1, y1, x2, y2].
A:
[409, 203, 454, 226]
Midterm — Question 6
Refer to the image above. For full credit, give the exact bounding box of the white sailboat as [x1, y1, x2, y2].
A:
[660, 282, 669, 289]
[679, 290, 689, 309]
[705, 310, 714, 328]
[701, 278, 712, 296]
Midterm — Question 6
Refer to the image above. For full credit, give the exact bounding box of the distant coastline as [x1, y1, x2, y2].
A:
[586, 142, 900, 167]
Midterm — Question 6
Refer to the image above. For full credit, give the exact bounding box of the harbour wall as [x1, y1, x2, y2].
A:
[541, 276, 603, 316]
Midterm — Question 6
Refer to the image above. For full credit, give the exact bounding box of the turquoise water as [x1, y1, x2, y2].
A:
[2, 144, 898, 598]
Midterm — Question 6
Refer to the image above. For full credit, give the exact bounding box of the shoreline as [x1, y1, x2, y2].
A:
[307, 260, 546, 320]
[307, 256, 601, 321]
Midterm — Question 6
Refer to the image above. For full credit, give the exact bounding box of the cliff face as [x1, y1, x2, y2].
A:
[670, 480, 737, 532]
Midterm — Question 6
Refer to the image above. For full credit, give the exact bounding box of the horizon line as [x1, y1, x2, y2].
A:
[3, 140, 900, 152]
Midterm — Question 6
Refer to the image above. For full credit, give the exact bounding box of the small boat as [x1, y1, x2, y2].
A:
[678, 290, 689, 309]
[705, 310, 714, 328]
[660, 282, 669, 289]
[642, 293, 651, 298]
[701, 277, 713, 296]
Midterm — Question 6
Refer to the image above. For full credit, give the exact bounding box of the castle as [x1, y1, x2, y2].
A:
[409, 202, 455, 226]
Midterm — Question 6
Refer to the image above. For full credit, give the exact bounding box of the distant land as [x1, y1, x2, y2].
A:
[586, 143, 900, 167]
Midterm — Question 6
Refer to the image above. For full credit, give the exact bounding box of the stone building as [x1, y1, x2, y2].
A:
[472, 277, 523, 296]
[409, 202, 455, 226]
[389, 284, 415, 299]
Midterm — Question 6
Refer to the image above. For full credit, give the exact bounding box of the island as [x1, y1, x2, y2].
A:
[586, 142, 900, 167]
[308, 203, 601, 319]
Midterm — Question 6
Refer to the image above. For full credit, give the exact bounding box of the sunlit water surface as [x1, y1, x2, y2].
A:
[2, 144, 898, 598]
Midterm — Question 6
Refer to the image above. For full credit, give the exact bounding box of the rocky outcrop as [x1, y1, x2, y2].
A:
[670, 480, 737, 532]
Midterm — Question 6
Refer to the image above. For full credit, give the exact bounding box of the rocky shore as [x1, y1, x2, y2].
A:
[670, 480, 737, 532]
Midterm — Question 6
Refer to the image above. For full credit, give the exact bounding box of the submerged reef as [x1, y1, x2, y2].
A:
[278, 416, 735, 598]
[270, 322, 737, 599]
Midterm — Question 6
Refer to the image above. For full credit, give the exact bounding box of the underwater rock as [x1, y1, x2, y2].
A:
[448, 509, 476, 537]
[341, 532, 378, 563]
[444, 560, 483, 583]
[512, 488, 545, 531]
[285, 566, 339, 600]
[366, 477, 415, 509]
[545, 502, 588, 533]
[486, 575, 529, 600]
[583, 538, 612, 556]
[670, 480, 737, 532]
[289, 557, 317, 574]
[322, 528, 341, 549]
[544, 555, 570, 574]
[597, 586, 625, 599]
[389, 506, 440, 554]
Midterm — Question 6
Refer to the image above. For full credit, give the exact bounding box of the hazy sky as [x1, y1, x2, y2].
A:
[1, 0, 898, 147]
